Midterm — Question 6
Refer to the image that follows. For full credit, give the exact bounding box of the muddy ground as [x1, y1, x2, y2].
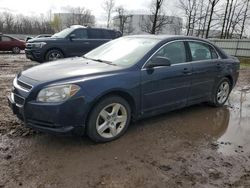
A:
[0, 53, 250, 188]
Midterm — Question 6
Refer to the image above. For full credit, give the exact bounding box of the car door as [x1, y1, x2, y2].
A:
[0, 36, 2, 50]
[141, 41, 192, 114]
[67, 28, 90, 56]
[0, 36, 12, 51]
[87, 29, 110, 51]
[187, 41, 221, 104]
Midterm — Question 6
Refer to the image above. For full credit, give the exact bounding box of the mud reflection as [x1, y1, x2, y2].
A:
[217, 87, 250, 155]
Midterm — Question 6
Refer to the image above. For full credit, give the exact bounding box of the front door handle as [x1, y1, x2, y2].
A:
[216, 63, 222, 69]
[182, 68, 192, 75]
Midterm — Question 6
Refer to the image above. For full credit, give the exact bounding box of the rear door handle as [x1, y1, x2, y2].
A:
[83, 42, 90, 45]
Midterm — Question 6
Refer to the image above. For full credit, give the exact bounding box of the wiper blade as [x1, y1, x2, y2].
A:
[82, 56, 116, 66]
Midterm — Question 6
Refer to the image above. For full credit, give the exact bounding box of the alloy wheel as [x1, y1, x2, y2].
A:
[217, 81, 230, 104]
[48, 52, 62, 61]
[96, 103, 128, 139]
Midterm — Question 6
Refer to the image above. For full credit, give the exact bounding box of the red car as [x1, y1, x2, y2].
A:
[0, 34, 25, 54]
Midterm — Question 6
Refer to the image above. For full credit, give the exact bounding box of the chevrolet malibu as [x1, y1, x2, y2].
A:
[8, 35, 240, 142]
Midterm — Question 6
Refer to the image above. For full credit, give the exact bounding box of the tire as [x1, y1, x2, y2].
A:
[45, 49, 64, 62]
[12, 47, 20, 54]
[87, 95, 131, 143]
[210, 77, 231, 107]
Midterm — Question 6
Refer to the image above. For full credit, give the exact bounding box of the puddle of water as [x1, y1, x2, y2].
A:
[217, 87, 250, 155]
[0, 74, 16, 78]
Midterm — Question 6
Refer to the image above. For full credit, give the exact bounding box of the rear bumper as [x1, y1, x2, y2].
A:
[7, 95, 87, 135]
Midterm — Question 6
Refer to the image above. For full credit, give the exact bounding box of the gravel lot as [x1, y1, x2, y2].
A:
[0, 53, 250, 188]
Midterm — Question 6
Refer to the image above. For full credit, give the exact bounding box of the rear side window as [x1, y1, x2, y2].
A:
[152, 41, 187, 64]
[188, 41, 218, 61]
[88, 29, 104, 39]
[1, 36, 12, 41]
[71, 29, 88, 39]
[103, 30, 113, 39]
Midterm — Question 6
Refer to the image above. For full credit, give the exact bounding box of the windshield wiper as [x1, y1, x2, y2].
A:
[82, 56, 116, 66]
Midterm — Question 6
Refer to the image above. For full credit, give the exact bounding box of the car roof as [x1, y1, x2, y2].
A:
[126, 35, 211, 43]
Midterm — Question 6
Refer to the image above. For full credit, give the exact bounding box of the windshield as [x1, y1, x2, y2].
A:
[84, 37, 160, 66]
[52, 28, 74, 38]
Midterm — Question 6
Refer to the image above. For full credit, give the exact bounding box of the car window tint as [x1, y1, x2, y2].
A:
[72, 29, 88, 39]
[88, 29, 104, 39]
[152, 41, 186, 64]
[103, 30, 112, 39]
[210, 47, 218, 59]
[189, 42, 214, 61]
[2, 36, 12, 41]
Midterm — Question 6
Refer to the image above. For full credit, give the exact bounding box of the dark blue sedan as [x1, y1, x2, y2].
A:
[8, 35, 240, 142]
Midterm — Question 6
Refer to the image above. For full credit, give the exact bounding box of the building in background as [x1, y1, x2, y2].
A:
[113, 13, 183, 35]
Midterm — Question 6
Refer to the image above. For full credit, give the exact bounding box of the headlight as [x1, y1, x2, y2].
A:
[31, 42, 47, 48]
[37, 84, 80, 102]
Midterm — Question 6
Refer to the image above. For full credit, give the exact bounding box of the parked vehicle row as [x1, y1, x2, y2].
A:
[25, 25, 122, 63]
[0, 34, 26, 54]
[8, 35, 240, 142]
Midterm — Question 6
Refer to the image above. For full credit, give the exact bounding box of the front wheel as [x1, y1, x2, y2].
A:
[87, 96, 131, 143]
[45, 49, 64, 62]
[210, 78, 231, 107]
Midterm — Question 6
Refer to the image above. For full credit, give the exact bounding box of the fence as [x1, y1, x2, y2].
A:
[209, 39, 250, 58]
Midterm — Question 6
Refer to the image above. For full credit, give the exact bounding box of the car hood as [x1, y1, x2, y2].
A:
[21, 57, 123, 83]
[27, 37, 63, 43]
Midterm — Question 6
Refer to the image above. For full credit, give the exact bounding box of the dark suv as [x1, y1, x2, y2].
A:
[25, 25, 121, 63]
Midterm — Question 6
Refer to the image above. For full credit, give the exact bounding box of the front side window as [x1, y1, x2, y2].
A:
[72, 29, 88, 39]
[150, 41, 187, 65]
[103, 30, 112, 39]
[189, 41, 218, 61]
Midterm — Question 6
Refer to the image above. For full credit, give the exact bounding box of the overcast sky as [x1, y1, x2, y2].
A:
[0, 0, 177, 24]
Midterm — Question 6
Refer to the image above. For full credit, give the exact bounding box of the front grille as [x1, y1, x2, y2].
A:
[27, 119, 56, 128]
[17, 79, 32, 91]
[14, 94, 25, 106]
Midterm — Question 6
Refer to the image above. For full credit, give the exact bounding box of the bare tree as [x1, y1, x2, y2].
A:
[228, 0, 246, 38]
[221, 0, 230, 38]
[178, 0, 211, 37]
[3, 12, 14, 33]
[0, 15, 4, 32]
[178, 0, 198, 35]
[114, 6, 132, 34]
[63, 6, 95, 27]
[0, 12, 54, 34]
[102, 0, 115, 28]
[141, 0, 170, 34]
[205, 0, 220, 38]
[240, 0, 249, 38]
[224, 0, 234, 38]
[51, 15, 62, 32]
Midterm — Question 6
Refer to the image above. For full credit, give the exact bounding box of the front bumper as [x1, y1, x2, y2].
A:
[25, 48, 45, 63]
[7, 94, 86, 135]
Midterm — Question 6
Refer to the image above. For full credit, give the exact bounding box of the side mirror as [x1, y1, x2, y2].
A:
[146, 56, 171, 68]
[69, 34, 76, 40]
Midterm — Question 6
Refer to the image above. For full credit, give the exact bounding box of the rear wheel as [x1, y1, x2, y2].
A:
[45, 49, 64, 62]
[87, 96, 131, 142]
[12, 47, 20, 54]
[210, 78, 231, 107]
